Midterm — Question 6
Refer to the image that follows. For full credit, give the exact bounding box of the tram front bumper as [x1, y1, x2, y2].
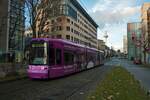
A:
[27, 70, 49, 79]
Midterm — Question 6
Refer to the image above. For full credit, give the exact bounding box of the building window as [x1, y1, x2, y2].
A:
[71, 36, 74, 41]
[57, 17, 62, 22]
[71, 21, 74, 25]
[74, 30, 79, 35]
[57, 35, 62, 38]
[46, 21, 50, 25]
[71, 28, 74, 33]
[60, 5, 67, 15]
[57, 26, 62, 31]
[66, 35, 70, 40]
[67, 18, 70, 23]
[51, 27, 55, 32]
[67, 5, 77, 20]
[27, 34, 30, 37]
[66, 26, 70, 31]
[51, 20, 55, 24]
[78, 20, 80, 23]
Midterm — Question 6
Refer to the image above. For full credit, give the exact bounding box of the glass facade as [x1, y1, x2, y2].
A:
[127, 22, 142, 60]
[51, 4, 77, 21]
[67, 5, 77, 21]
[8, 0, 25, 51]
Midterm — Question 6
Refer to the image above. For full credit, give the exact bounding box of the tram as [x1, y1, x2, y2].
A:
[27, 38, 104, 79]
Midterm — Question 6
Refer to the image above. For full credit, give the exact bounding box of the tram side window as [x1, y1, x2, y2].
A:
[56, 49, 62, 64]
[64, 52, 74, 65]
[49, 48, 55, 65]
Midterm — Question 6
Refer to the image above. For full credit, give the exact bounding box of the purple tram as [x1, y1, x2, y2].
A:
[27, 38, 104, 79]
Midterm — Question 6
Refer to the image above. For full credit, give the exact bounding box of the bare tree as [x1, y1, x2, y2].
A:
[25, 0, 40, 38]
[132, 23, 149, 64]
[140, 22, 150, 63]
[25, 0, 60, 38]
[0, 0, 25, 61]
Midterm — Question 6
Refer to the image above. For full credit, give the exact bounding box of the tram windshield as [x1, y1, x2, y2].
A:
[30, 42, 47, 65]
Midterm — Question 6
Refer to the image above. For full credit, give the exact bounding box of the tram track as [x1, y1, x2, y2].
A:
[0, 64, 112, 100]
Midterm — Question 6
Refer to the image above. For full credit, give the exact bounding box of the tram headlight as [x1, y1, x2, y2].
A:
[41, 67, 48, 70]
[41, 67, 45, 70]
[29, 66, 32, 69]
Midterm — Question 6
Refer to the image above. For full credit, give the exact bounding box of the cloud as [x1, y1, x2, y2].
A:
[78, 0, 142, 49]
[90, 0, 141, 29]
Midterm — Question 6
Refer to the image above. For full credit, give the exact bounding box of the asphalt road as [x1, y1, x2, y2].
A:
[120, 59, 150, 91]
[0, 60, 113, 100]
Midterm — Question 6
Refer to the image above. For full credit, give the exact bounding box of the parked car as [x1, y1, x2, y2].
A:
[133, 58, 142, 64]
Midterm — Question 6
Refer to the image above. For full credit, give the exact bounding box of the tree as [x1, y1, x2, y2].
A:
[131, 24, 149, 64]
[141, 24, 149, 63]
[0, 0, 25, 63]
[25, 0, 60, 38]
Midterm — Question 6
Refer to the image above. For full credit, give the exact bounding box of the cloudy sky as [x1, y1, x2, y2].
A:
[78, 0, 150, 50]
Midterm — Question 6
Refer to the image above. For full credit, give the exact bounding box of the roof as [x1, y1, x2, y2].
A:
[31, 38, 100, 51]
[70, 0, 98, 28]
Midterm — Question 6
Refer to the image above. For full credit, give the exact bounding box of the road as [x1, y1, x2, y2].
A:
[119, 59, 150, 91]
[1, 58, 149, 100]
[106, 57, 150, 91]
[0, 60, 113, 100]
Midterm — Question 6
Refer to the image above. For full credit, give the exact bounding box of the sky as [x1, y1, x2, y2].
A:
[78, 0, 150, 50]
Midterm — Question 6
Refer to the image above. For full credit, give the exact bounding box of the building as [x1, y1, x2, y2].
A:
[148, 8, 150, 49]
[97, 39, 105, 51]
[147, 7, 150, 64]
[37, 0, 98, 48]
[0, 0, 25, 53]
[141, 3, 150, 63]
[127, 22, 142, 60]
[24, 28, 33, 38]
[123, 35, 128, 54]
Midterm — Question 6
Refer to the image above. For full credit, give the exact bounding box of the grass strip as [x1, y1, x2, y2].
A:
[88, 66, 150, 100]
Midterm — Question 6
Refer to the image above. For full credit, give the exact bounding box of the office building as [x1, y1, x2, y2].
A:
[0, 0, 25, 52]
[127, 22, 142, 60]
[37, 0, 98, 48]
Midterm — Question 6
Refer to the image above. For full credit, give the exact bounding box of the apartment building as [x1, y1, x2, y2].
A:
[0, 0, 25, 52]
[97, 39, 105, 51]
[37, 0, 98, 48]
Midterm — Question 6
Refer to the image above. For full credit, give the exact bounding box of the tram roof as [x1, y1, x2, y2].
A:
[31, 38, 103, 52]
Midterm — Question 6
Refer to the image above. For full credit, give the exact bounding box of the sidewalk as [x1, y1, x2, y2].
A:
[0, 63, 28, 83]
[121, 59, 150, 91]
